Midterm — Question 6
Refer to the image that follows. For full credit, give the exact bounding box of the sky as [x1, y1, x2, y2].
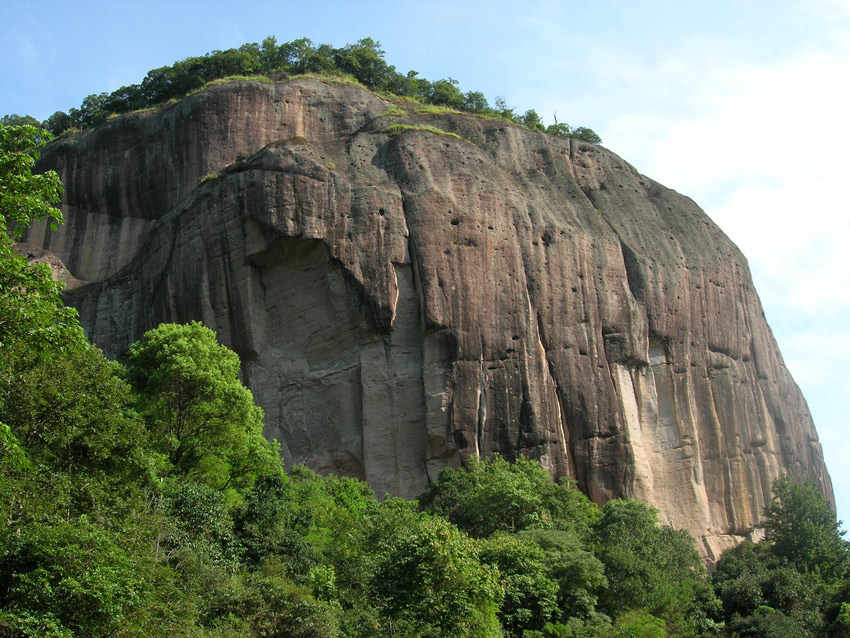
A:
[3, 0, 848, 529]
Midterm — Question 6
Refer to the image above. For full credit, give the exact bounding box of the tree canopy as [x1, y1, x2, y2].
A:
[0, 124, 83, 355]
[124, 321, 280, 500]
[763, 475, 850, 580]
[9, 36, 601, 144]
[712, 476, 850, 637]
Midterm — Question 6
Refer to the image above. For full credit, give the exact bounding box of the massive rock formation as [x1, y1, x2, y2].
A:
[24, 78, 831, 559]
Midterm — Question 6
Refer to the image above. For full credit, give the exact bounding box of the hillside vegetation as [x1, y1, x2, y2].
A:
[0, 36, 601, 143]
[2, 122, 849, 637]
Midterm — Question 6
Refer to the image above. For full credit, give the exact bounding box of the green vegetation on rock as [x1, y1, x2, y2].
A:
[385, 124, 468, 142]
[4, 37, 601, 144]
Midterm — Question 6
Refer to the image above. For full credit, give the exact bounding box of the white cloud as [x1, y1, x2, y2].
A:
[546, 14, 850, 521]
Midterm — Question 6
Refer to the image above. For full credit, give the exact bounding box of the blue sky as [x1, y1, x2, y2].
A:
[3, 0, 848, 528]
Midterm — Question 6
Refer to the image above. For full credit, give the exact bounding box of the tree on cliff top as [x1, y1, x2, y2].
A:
[12, 36, 602, 143]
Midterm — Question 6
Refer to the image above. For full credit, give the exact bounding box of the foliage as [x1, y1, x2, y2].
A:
[4, 36, 602, 143]
[612, 609, 668, 637]
[0, 114, 41, 128]
[0, 518, 150, 638]
[763, 475, 849, 580]
[1, 124, 62, 233]
[592, 499, 713, 636]
[711, 476, 850, 636]
[124, 321, 280, 499]
[372, 514, 502, 637]
[520, 528, 607, 620]
[479, 532, 560, 635]
[385, 123, 467, 141]
[420, 455, 600, 539]
[239, 563, 340, 638]
[521, 109, 546, 132]
[0, 124, 84, 355]
[1, 344, 148, 477]
[42, 111, 72, 137]
[569, 127, 603, 144]
[545, 122, 603, 144]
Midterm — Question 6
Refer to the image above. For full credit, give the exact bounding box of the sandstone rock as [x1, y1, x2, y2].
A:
[24, 78, 832, 559]
[13, 243, 86, 289]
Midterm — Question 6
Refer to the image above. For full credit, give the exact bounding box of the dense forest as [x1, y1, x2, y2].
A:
[2, 122, 849, 635]
[0, 36, 601, 143]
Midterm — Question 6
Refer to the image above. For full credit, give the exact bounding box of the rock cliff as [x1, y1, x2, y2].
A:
[25, 78, 831, 559]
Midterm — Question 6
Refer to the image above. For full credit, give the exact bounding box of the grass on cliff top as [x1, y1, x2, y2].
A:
[99, 75, 276, 125]
[203, 74, 274, 87]
[288, 71, 367, 89]
[385, 124, 471, 143]
[379, 104, 407, 118]
[188, 75, 273, 98]
[413, 103, 464, 116]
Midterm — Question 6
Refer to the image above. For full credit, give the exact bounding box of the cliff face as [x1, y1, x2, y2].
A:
[26, 78, 831, 559]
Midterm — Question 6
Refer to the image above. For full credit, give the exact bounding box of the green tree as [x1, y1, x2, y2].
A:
[713, 540, 826, 637]
[521, 109, 546, 132]
[240, 561, 340, 638]
[711, 477, 850, 636]
[762, 475, 849, 581]
[42, 111, 72, 137]
[1, 124, 85, 484]
[259, 35, 287, 71]
[68, 92, 109, 128]
[611, 609, 667, 638]
[420, 456, 599, 539]
[428, 78, 465, 109]
[569, 127, 602, 144]
[463, 91, 489, 113]
[333, 38, 395, 90]
[103, 84, 145, 115]
[420, 456, 553, 537]
[0, 518, 154, 638]
[124, 321, 279, 498]
[494, 96, 515, 120]
[546, 122, 572, 137]
[1, 345, 150, 481]
[372, 514, 502, 637]
[827, 589, 850, 638]
[593, 499, 712, 636]
[520, 528, 607, 621]
[479, 532, 560, 636]
[234, 473, 310, 570]
[0, 123, 83, 355]
[0, 114, 41, 128]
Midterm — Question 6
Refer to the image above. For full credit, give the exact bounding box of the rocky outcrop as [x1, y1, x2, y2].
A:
[25, 78, 832, 559]
[13, 243, 86, 289]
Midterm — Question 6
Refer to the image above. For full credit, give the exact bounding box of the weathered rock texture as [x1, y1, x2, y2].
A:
[25, 78, 832, 559]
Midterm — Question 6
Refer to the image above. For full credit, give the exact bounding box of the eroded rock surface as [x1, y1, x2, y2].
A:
[25, 78, 832, 559]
